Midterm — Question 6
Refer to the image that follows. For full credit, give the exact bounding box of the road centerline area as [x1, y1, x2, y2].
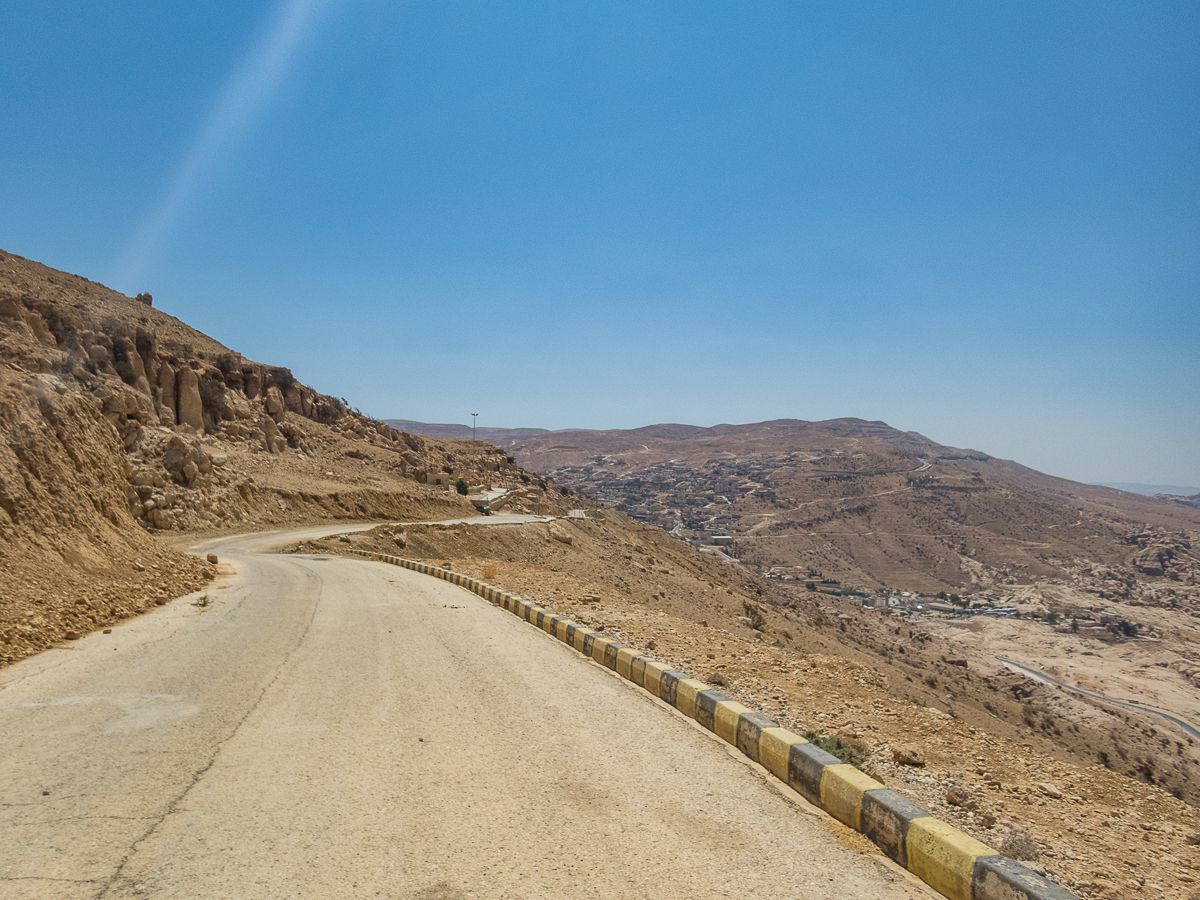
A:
[0, 529, 935, 899]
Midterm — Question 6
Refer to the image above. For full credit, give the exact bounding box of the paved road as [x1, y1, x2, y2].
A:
[0, 528, 934, 899]
[402, 513, 552, 526]
[999, 657, 1200, 741]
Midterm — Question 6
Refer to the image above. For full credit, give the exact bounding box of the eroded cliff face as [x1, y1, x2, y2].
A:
[0, 249, 548, 529]
[0, 368, 212, 661]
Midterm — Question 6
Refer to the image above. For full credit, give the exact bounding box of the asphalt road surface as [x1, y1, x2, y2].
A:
[1, 526, 935, 899]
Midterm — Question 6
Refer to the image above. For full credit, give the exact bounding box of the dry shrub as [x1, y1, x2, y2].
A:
[482, 565, 498, 581]
[835, 730, 872, 758]
[999, 828, 1041, 862]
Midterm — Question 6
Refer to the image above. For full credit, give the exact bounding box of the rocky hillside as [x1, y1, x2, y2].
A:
[502, 418, 1200, 609]
[0, 249, 570, 664]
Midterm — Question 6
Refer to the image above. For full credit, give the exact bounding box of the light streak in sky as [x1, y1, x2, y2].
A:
[111, 0, 335, 291]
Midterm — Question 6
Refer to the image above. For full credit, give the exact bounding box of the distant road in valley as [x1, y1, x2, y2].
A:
[999, 657, 1200, 741]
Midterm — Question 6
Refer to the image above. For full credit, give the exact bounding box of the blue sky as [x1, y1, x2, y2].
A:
[2, 2, 1197, 486]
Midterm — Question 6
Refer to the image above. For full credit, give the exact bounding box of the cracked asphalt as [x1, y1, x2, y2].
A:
[0, 526, 936, 899]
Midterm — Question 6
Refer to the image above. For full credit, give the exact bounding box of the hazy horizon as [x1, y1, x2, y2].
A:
[384, 415, 1199, 492]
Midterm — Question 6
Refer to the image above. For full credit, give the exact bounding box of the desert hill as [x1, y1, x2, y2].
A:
[3, 252, 1199, 896]
[498, 418, 1199, 607]
[0, 249, 571, 664]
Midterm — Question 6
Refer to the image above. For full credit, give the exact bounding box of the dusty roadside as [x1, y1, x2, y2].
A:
[300, 515, 1200, 900]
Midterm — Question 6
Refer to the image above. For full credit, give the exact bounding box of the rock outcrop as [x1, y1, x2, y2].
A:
[175, 366, 203, 429]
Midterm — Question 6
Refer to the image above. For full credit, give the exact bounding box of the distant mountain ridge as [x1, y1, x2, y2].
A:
[387, 416, 993, 462]
[391, 419, 1200, 506]
[1098, 482, 1200, 497]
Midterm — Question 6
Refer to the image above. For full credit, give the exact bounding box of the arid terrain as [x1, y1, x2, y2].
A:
[500, 421, 1199, 601]
[301, 512, 1200, 899]
[489, 422, 1200, 786]
[3, 249, 1199, 899]
[0, 249, 572, 666]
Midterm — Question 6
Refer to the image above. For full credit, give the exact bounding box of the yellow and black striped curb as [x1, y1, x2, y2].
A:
[348, 549, 1076, 900]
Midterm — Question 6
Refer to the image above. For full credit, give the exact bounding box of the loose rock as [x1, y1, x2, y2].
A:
[892, 744, 926, 767]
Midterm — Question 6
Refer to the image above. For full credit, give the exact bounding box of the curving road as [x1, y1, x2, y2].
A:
[0, 526, 934, 899]
[999, 657, 1200, 741]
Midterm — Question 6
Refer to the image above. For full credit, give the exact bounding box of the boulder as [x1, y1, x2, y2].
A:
[259, 415, 286, 454]
[1037, 782, 1063, 800]
[945, 783, 973, 807]
[244, 370, 261, 399]
[548, 522, 574, 545]
[175, 367, 204, 429]
[264, 386, 285, 421]
[219, 388, 255, 421]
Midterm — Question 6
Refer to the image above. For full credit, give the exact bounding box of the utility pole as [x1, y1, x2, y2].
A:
[472, 413, 478, 440]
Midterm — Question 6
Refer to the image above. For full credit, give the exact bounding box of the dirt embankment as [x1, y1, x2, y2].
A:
[0, 369, 213, 662]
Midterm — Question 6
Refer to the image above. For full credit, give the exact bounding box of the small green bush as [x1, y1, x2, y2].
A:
[803, 731, 866, 770]
[455, 478, 469, 496]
